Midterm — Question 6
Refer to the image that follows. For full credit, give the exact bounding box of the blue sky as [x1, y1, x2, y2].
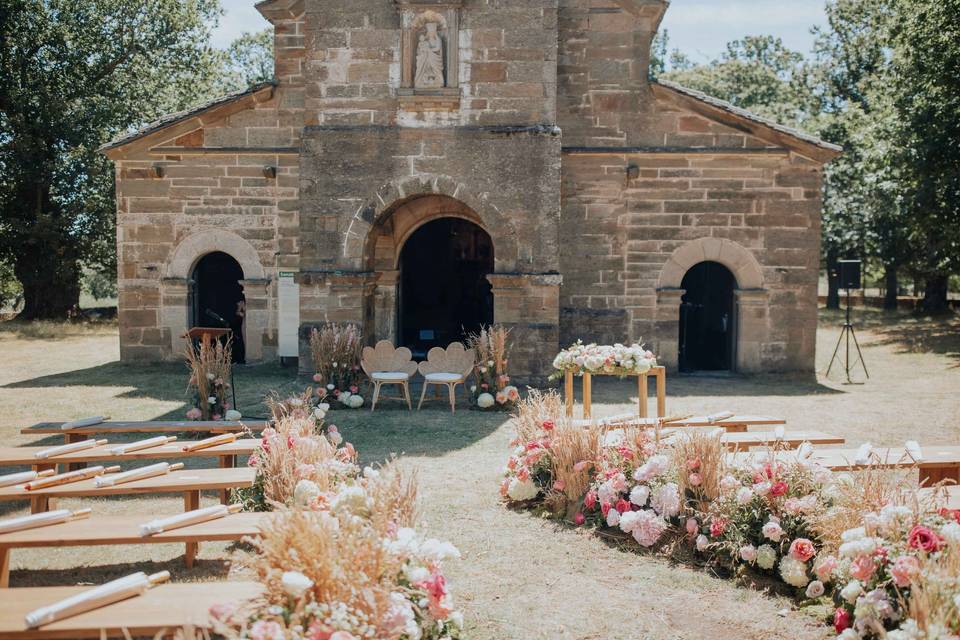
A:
[211, 1, 828, 61]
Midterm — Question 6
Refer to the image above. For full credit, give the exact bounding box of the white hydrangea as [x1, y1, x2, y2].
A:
[332, 485, 371, 516]
[281, 571, 313, 598]
[629, 485, 650, 507]
[606, 507, 621, 527]
[293, 479, 320, 507]
[736, 487, 754, 505]
[840, 580, 863, 604]
[477, 393, 495, 409]
[650, 482, 681, 518]
[756, 544, 777, 570]
[506, 477, 539, 502]
[633, 455, 670, 482]
[779, 555, 810, 588]
[940, 521, 960, 544]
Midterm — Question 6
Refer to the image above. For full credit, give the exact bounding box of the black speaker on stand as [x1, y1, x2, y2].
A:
[826, 260, 869, 384]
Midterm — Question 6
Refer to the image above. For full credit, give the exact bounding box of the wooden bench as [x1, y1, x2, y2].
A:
[0, 513, 266, 587]
[0, 581, 261, 639]
[21, 420, 269, 447]
[0, 439, 261, 473]
[730, 446, 960, 486]
[716, 430, 845, 451]
[0, 467, 255, 514]
[577, 414, 786, 433]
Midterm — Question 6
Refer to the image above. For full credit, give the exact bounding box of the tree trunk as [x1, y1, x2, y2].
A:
[883, 264, 899, 310]
[14, 250, 81, 320]
[12, 182, 81, 320]
[920, 274, 950, 314]
[826, 251, 841, 310]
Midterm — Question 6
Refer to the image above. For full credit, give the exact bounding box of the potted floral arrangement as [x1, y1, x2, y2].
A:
[468, 325, 519, 410]
[184, 337, 232, 420]
[310, 323, 366, 409]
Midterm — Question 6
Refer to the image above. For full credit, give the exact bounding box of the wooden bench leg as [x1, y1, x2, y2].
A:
[0, 548, 9, 588]
[64, 433, 89, 472]
[656, 369, 666, 418]
[184, 490, 200, 567]
[29, 496, 49, 514]
[218, 455, 235, 505]
[638, 373, 649, 419]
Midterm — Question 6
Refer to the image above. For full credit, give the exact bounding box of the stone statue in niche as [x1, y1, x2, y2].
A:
[414, 22, 445, 89]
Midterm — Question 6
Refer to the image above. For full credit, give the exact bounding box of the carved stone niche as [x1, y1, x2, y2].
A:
[395, 1, 462, 111]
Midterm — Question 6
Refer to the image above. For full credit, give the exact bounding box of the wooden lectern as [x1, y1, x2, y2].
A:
[183, 327, 236, 411]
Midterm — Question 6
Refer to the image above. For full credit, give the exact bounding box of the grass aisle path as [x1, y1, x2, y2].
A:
[1, 310, 957, 638]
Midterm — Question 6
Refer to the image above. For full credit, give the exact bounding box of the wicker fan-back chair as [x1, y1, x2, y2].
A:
[417, 342, 476, 413]
[361, 341, 419, 411]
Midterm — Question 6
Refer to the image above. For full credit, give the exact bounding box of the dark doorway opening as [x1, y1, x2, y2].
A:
[398, 218, 494, 358]
[679, 261, 736, 372]
[191, 251, 246, 363]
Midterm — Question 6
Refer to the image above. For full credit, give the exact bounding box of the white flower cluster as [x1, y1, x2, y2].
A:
[552, 341, 657, 376]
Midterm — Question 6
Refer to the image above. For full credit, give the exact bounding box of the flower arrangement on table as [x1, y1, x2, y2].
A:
[184, 337, 233, 420]
[550, 340, 657, 380]
[499, 391, 960, 640]
[215, 414, 464, 639]
[467, 325, 519, 410]
[310, 323, 366, 409]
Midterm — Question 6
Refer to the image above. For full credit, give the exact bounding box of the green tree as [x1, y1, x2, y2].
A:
[660, 35, 818, 128]
[0, 0, 224, 319]
[217, 28, 274, 92]
[886, 0, 960, 312]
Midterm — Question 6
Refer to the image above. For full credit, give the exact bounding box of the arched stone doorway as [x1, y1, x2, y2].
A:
[398, 217, 494, 357]
[191, 251, 246, 363]
[679, 261, 736, 372]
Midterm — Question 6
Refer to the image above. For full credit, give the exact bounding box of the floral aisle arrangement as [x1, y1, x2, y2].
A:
[499, 396, 959, 640]
[216, 451, 464, 638]
[184, 337, 233, 420]
[550, 340, 657, 379]
[310, 323, 365, 409]
[239, 394, 354, 512]
[467, 325, 519, 410]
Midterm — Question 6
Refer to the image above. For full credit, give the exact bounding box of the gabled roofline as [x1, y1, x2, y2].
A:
[652, 79, 842, 163]
[100, 82, 276, 159]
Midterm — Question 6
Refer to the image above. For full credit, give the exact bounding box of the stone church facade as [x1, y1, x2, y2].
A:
[103, 0, 839, 382]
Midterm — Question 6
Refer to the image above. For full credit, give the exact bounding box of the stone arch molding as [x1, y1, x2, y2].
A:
[342, 173, 520, 271]
[658, 238, 764, 290]
[166, 230, 266, 280]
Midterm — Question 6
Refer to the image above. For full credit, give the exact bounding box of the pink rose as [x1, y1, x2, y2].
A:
[688, 472, 703, 487]
[584, 490, 597, 510]
[615, 498, 631, 514]
[685, 518, 699, 536]
[834, 608, 851, 633]
[185, 407, 202, 420]
[740, 545, 758, 563]
[542, 420, 556, 432]
[770, 481, 789, 497]
[686, 457, 701, 471]
[850, 554, 876, 581]
[553, 480, 566, 492]
[312, 373, 323, 383]
[250, 620, 285, 640]
[789, 538, 816, 563]
[908, 525, 944, 553]
[890, 555, 920, 588]
[814, 555, 838, 581]
[709, 518, 727, 537]
[573, 460, 591, 472]
[574, 512, 586, 526]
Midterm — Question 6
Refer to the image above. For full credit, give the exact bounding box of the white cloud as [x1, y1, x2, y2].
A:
[211, 2, 270, 49]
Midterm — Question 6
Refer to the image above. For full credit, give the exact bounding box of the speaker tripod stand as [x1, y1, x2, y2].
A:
[826, 289, 869, 384]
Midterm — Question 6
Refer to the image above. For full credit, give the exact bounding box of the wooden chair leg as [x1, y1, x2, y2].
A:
[371, 382, 381, 411]
[448, 383, 456, 413]
[0, 548, 9, 588]
[417, 381, 429, 410]
[402, 381, 412, 410]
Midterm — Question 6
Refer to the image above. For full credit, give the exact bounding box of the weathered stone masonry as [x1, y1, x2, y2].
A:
[103, 0, 839, 381]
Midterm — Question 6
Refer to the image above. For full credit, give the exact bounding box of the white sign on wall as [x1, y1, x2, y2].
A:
[278, 271, 300, 358]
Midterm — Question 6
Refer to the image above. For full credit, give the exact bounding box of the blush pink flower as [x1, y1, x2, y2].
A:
[185, 407, 202, 420]
[574, 512, 586, 526]
[770, 481, 789, 497]
[688, 472, 703, 487]
[890, 555, 920, 588]
[584, 490, 597, 510]
[850, 554, 877, 581]
[685, 518, 699, 536]
[789, 538, 816, 563]
[814, 555, 838, 581]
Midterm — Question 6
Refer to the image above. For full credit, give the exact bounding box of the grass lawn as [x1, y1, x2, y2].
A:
[0, 309, 958, 639]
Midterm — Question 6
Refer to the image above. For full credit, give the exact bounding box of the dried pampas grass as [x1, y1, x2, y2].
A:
[900, 542, 960, 634]
[513, 389, 563, 444]
[256, 416, 344, 507]
[550, 420, 599, 504]
[669, 429, 727, 507]
[184, 336, 232, 420]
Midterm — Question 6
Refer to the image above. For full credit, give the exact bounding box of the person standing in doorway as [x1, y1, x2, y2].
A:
[232, 287, 246, 364]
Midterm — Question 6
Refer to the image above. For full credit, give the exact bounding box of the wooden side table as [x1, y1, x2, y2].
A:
[564, 366, 666, 419]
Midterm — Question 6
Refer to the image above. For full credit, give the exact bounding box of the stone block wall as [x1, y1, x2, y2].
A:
[301, 0, 558, 128]
[559, 98, 823, 372]
[111, 94, 300, 361]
